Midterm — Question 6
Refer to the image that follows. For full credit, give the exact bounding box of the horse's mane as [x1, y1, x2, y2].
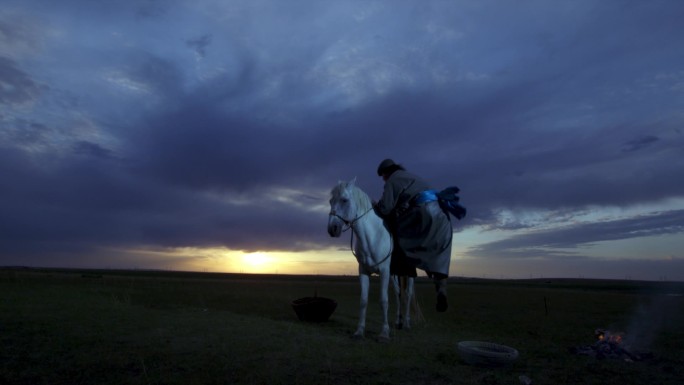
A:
[331, 181, 372, 213]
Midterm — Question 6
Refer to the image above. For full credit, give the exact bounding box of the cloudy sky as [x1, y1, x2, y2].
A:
[2, 0, 683, 280]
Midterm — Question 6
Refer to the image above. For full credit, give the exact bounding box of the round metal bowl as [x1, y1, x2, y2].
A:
[457, 341, 519, 366]
[291, 296, 337, 322]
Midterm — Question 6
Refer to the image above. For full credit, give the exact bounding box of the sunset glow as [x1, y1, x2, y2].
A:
[241, 252, 271, 272]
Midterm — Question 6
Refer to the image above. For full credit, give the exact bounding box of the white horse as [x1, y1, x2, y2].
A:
[328, 178, 414, 340]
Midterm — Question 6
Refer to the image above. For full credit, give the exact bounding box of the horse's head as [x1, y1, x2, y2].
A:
[328, 177, 362, 237]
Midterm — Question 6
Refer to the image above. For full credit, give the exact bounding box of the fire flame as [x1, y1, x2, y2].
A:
[595, 328, 623, 344]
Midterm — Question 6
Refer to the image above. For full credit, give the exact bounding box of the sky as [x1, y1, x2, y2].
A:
[1, 0, 683, 281]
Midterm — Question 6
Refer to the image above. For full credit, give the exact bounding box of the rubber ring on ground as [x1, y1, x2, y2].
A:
[457, 341, 519, 366]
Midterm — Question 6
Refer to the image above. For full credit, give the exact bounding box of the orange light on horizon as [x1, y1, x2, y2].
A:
[108, 246, 374, 276]
[240, 252, 272, 273]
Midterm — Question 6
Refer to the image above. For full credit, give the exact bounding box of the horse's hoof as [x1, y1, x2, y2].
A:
[377, 335, 391, 343]
[351, 333, 364, 340]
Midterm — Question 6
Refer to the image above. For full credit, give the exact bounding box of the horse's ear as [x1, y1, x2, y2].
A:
[348, 177, 357, 187]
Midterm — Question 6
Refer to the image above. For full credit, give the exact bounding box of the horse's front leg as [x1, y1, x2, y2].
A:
[353, 273, 370, 339]
[378, 271, 391, 342]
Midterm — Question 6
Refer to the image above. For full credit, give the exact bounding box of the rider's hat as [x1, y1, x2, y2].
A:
[377, 158, 397, 176]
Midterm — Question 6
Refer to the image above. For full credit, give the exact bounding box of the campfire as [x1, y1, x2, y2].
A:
[595, 328, 623, 344]
[569, 328, 653, 362]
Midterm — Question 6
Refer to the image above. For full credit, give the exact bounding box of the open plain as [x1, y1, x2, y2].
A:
[1, 267, 683, 384]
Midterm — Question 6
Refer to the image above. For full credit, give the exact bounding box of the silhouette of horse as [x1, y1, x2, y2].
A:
[328, 178, 415, 340]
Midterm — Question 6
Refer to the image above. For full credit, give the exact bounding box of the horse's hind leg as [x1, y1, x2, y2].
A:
[403, 277, 414, 329]
[378, 271, 390, 342]
[391, 275, 403, 329]
[392, 276, 414, 330]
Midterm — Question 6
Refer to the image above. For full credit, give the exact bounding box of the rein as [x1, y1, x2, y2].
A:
[354, 231, 393, 269]
[329, 206, 393, 269]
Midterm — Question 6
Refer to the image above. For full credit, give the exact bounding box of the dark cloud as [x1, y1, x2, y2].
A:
[186, 34, 212, 58]
[470, 210, 684, 259]
[123, 52, 185, 98]
[72, 141, 115, 159]
[623, 135, 659, 152]
[1, 1, 683, 278]
[0, 119, 52, 147]
[136, 0, 170, 19]
[0, 57, 45, 105]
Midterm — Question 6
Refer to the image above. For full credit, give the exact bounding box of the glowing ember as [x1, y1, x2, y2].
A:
[595, 328, 623, 344]
[570, 328, 653, 362]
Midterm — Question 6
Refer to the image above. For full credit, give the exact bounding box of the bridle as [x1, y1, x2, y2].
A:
[329, 205, 393, 269]
[328, 206, 373, 232]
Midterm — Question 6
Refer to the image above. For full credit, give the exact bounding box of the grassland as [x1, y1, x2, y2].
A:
[1, 267, 683, 384]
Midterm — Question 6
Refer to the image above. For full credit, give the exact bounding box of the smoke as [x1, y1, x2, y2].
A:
[622, 294, 682, 351]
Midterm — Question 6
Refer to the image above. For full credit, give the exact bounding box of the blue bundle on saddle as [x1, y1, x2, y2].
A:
[414, 186, 467, 220]
[437, 186, 467, 220]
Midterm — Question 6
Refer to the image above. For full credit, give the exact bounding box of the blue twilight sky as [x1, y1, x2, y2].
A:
[1, 1, 683, 280]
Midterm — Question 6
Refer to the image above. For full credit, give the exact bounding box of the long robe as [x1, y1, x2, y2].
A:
[376, 169, 453, 276]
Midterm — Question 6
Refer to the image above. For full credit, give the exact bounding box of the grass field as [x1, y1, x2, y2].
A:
[1, 267, 683, 384]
